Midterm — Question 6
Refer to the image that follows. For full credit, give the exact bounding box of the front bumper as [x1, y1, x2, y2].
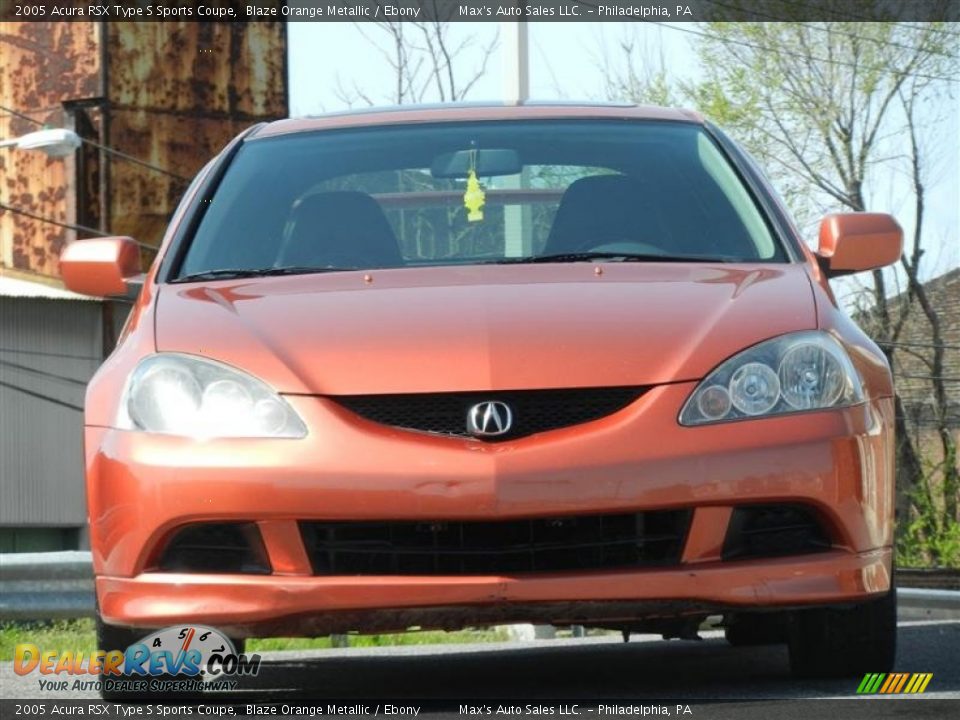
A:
[85, 383, 896, 634]
[97, 548, 891, 637]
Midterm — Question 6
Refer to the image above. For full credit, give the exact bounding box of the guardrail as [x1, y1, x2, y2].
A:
[2, 551, 959, 622]
[897, 588, 960, 620]
[0, 551, 95, 620]
[898, 567, 960, 590]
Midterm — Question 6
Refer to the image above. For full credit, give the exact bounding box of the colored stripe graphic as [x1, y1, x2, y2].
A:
[858, 672, 932, 694]
[892, 673, 910, 693]
[879, 674, 896, 693]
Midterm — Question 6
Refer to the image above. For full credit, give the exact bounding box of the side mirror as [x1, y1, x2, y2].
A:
[60, 237, 141, 297]
[816, 213, 902, 278]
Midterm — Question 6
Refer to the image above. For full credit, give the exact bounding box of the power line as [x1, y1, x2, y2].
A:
[647, 21, 959, 83]
[897, 374, 960, 382]
[0, 201, 109, 237]
[0, 359, 89, 386]
[0, 104, 44, 125]
[876, 340, 960, 351]
[2, 103, 174, 248]
[81, 136, 191, 184]
[796, 23, 960, 55]
[0, 104, 191, 184]
[0, 201, 159, 253]
[0, 347, 101, 361]
[0, 379, 83, 412]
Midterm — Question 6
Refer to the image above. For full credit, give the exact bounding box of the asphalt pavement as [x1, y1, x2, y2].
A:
[2, 620, 957, 718]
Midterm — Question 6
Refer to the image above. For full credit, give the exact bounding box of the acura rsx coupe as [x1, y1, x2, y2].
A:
[61, 103, 903, 689]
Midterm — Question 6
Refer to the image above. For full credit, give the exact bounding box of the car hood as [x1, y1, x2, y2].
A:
[155, 263, 814, 394]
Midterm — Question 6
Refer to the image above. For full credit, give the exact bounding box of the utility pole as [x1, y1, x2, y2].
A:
[502, 19, 533, 258]
[502, 19, 529, 105]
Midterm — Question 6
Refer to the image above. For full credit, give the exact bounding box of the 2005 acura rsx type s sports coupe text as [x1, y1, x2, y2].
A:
[61, 103, 903, 693]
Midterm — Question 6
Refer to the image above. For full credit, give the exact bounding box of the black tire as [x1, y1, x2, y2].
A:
[787, 588, 897, 678]
[724, 613, 787, 646]
[97, 616, 144, 701]
[96, 616, 202, 702]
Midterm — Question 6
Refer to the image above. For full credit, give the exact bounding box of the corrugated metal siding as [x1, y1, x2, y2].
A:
[0, 297, 102, 525]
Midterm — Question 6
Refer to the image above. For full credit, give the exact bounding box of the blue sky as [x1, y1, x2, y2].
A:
[288, 21, 959, 294]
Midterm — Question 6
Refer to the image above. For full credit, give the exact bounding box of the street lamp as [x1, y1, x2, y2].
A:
[0, 128, 82, 158]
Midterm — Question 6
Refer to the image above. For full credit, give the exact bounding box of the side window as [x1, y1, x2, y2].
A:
[696, 133, 777, 259]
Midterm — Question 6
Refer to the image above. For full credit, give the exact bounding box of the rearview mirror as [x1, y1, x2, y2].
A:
[60, 237, 141, 297]
[431, 149, 521, 178]
[816, 213, 902, 278]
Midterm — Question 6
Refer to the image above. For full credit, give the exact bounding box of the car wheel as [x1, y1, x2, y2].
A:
[724, 613, 787, 646]
[96, 615, 202, 701]
[787, 588, 896, 678]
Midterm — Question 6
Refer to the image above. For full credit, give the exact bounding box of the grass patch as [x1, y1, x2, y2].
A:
[0, 620, 509, 661]
[249, 629, 509, 652]
[0, 619, 96, 661]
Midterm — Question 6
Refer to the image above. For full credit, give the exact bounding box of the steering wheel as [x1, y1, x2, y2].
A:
[574, 239, 668, 256]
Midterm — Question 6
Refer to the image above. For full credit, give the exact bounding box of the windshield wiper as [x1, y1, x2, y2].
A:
[174, 265, 357, 283]
[487, 251, 739, 265]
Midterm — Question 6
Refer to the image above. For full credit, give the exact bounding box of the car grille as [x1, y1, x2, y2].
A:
[300, 511, 691, 576]
[330, 387, 646, 440]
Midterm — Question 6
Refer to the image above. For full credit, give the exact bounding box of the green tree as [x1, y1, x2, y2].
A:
[603, 19, 959, 563]
[688, 21, 959, 562]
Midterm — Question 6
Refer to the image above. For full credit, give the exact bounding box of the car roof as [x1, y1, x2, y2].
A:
[251, 101, 704, 139]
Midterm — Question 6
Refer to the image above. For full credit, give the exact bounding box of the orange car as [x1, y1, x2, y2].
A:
[62, 104, 902, 684]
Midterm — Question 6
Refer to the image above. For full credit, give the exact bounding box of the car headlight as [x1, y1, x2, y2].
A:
[679, 331, 864, 426]
[118, 354, 307, 438]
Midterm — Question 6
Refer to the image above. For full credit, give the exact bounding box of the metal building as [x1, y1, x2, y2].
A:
[0, 21, 288, 550]
[0, 279, 107, 551]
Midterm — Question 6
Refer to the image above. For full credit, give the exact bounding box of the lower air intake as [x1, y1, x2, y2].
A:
[722, 504, 832, 560]
[300, 511, 691, 576]
[154, 522, 271, 574]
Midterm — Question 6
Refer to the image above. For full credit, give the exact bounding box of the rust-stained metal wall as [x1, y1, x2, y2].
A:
[0, 22, 102, 275]
[0, 21, 288, 274]
[106, 22, 288, 245]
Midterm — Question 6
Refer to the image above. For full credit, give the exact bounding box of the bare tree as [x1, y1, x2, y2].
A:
[597, 27, 678, 107]
[335, 3, 498, 107]
[895, 80, 959, 530]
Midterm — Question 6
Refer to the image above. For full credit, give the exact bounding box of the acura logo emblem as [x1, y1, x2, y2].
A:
[466, 401, 514, 437]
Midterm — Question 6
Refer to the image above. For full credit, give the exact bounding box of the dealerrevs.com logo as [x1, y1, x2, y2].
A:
[14, 625, 261, 693]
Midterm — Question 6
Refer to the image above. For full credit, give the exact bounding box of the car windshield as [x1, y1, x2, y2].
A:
[176, 120, 785, 279]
